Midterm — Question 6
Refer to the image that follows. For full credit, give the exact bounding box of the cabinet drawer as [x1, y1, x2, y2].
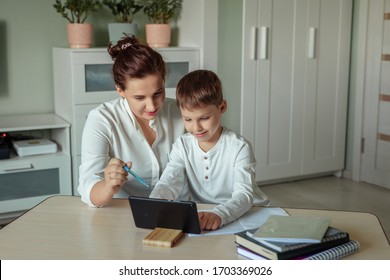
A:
[0, 154, 72, 213]
[0, 153, 69, 173]
[0, 168, 59, 200]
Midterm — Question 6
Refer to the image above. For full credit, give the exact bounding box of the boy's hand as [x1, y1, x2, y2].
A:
[198, 212, 222, 231]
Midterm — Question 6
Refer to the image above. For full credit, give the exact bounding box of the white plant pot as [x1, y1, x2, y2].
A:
[108, 23, 138, 44]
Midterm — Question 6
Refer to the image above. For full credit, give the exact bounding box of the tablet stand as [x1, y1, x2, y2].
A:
[143, 227, 184, 247]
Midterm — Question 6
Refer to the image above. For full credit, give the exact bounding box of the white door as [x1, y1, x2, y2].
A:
[241, 0, 352, 182]
[361, 0, 390, 189]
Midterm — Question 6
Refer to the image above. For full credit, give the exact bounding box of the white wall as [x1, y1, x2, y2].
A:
[0, 0, 217, 116]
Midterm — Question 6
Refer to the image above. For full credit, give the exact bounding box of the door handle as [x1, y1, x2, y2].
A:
[250, 26, 258, 60]
[2, 163, 33, 172]
[260, 26, 268, 60]
[308, 27, 316, 59]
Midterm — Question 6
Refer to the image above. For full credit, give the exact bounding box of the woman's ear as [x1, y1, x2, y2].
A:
[115, 85, 125, 98]
[220, 100, 228, 114]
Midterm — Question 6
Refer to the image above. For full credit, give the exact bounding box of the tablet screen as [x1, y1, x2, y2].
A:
[128, 196, 201, 234]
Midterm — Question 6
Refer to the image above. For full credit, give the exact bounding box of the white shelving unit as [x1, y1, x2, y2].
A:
[0, 113, 72, 219]
[53, 47, 200, 194]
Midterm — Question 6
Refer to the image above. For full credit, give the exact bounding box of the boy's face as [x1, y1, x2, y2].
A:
[180, 101, 227, 150]
[116, 74, 165, 123]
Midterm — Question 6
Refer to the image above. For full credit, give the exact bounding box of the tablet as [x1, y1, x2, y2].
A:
[128, 196, 201, 234]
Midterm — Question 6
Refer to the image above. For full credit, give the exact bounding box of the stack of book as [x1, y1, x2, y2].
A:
[235, 215, 360, 260]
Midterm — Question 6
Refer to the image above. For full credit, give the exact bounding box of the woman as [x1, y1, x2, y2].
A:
[78, 35, 184, 207]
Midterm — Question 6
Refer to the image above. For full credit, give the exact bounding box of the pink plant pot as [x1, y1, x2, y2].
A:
[67, 23, 93, 48]
[145, 24, 171, 48]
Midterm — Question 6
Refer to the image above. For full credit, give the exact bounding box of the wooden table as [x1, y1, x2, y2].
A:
[0, 195, 389, 259]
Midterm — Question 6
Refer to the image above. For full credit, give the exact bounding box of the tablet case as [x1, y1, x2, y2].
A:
[128, 196, 201, 234]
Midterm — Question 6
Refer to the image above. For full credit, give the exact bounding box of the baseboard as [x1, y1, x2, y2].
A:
[257, 171, 341, 186]
[341, 170, 352, 180]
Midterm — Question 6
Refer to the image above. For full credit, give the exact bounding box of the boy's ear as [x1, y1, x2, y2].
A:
[220, 100, 228, 113]
[116, 85, 126, 98]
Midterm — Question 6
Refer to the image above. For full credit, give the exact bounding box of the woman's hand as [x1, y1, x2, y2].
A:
[103, 158, 130, 195]
[198, 211, 222, 231]
[90, 158, 130, 207]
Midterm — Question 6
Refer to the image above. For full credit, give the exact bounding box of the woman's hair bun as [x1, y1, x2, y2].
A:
[107, 34, 140, 60]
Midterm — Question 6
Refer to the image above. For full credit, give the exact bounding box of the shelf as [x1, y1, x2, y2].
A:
[0, 113, 72, 215]
[0, 113, 69, 132]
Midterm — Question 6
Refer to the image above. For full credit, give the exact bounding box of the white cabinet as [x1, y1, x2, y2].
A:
[53, 47, 200, 194]
[241, 0, 352, 182]
[0, 114, 72, 217]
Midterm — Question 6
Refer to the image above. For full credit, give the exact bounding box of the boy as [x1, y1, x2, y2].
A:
[149, 70, 269, 230]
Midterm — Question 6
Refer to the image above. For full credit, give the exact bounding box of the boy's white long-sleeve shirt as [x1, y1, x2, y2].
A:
[150, 128, 269, 226]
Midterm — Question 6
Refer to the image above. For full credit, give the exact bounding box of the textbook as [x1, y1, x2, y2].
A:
[237, 245, 267, 260]
[249, 215, 331, 243]
[235, 226, 349, 260]
[247, 226, 348, 253]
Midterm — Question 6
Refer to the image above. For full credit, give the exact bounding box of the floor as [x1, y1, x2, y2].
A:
[260, 175, 390, 241]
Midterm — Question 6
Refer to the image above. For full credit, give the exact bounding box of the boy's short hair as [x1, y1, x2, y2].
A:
[176, 70, 223, 110]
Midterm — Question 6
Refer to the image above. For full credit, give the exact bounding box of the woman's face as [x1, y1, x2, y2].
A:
[116, 74, 165, 122]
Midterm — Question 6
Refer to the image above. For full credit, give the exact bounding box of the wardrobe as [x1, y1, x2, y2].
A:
[240, 0, 353, 182]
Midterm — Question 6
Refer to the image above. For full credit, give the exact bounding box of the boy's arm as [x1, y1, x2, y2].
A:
[211, 142, 258, 226]
[149, 140, 187, 200]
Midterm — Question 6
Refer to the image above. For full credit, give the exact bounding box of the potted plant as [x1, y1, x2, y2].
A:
[103, 0, 143, 44]
[53, 0, 102, 48]
[141, 0, 182, 48]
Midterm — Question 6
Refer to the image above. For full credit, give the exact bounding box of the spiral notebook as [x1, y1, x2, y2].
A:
[302, 240, 360, 260]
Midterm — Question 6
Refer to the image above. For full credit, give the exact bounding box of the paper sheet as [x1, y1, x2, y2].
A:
[189, 207, 288, 236]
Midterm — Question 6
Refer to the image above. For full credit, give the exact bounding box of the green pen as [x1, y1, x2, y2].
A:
[123, 165, 150, 188]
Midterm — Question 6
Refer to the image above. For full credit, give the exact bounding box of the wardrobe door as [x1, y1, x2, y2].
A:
[241, 0, 352, 182]
[242, 0, 308, 181]
[302, 0, 352, 175]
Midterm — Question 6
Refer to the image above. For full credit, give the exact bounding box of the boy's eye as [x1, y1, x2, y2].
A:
[153, 89, 164, 97]
[201, 116, 209, 120]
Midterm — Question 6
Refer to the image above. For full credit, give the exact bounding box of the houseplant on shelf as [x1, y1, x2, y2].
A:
[141, 0, 182, 48]
[103, 0, 144, 44]
[53, 0, 102, 48]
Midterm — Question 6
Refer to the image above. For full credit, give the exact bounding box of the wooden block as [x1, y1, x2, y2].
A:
[143, 227, 184, 248]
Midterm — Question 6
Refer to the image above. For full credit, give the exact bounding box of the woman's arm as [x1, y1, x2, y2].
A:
[78, 109, 128, 207]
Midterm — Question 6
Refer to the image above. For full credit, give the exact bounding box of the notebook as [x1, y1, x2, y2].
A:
[128, 196, 201, 234]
